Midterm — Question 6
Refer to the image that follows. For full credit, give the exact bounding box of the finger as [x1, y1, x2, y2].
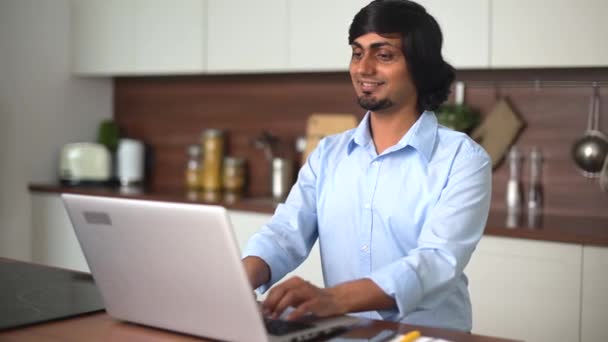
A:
[263, 285, 287, 315]
[272, 290, 302, 319]
[263, 276, 305, 313]
[286, 300, 314, 321]
[273, 282, 317, 319]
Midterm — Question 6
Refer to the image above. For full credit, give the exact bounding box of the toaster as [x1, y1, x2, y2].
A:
[59, 142, 111, 186]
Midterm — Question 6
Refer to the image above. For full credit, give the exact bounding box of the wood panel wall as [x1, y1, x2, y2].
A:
[114, 68, 608, 219]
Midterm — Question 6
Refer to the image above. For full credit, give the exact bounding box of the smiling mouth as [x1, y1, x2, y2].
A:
[358, 81, 385, 93]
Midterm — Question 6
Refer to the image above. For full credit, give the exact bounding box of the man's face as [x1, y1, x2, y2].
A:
[349, 33, 417, 113]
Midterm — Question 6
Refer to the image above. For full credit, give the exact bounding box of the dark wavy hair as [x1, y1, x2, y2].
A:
[348, 0, 455, 113]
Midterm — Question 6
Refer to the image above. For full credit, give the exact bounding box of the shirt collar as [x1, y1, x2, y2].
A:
[347, 110, 438, 162]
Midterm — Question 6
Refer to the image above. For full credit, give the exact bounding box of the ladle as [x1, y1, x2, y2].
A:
[571, 86, 608, 177]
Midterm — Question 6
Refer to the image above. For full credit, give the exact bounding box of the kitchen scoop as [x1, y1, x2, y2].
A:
[571, 86, 608, 178]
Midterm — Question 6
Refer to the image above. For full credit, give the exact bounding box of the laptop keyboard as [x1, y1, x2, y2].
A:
[263, 317, 314, 336]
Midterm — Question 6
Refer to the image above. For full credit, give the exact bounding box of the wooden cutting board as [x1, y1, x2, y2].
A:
[471, 98, 526, 169]
[303, 113, 358, 164]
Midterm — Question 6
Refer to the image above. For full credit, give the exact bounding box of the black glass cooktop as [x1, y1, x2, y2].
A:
[0, 260, 104, 330]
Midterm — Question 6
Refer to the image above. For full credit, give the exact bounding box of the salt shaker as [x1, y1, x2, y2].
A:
[505, 146, 523, 228]
[527, 147, 543, 228]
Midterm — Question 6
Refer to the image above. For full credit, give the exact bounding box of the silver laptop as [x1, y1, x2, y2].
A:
[61, 193, 359, 342]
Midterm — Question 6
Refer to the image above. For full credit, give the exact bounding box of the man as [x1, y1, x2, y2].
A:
[242, 0, 491, 332]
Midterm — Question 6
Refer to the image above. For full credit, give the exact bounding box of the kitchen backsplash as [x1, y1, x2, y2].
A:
[114, 68, 608, 219]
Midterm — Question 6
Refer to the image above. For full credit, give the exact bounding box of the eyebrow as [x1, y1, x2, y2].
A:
[351, 41, 398, 49]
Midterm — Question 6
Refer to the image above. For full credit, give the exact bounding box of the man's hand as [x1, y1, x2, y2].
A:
[262, 276, 346, 321]
[263, 276, 396, 321]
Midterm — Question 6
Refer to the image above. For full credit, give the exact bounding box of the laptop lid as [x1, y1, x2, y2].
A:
[61, 194, 358, 342]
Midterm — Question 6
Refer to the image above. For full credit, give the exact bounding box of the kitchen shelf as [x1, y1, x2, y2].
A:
[29, 183, 608, 247]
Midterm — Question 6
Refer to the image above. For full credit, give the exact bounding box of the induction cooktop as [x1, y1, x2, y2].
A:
[0, 260, 104, 330]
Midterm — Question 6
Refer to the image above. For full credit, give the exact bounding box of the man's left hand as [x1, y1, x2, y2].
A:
[262, 276, 346, 321]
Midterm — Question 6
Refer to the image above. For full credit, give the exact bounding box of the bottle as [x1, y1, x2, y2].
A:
[527, 147, 543, 228]
[185, 144, 202, 192]
[505, 146, 523, 228]
[200, 129, 224, 192]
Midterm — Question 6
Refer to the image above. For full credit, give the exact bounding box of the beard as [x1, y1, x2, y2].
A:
[357, 94, 393, 111]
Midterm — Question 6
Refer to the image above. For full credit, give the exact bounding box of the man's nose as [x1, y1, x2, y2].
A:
[356, 55, 375, 75]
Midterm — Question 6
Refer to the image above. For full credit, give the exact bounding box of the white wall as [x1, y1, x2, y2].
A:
[0, 0, 112, 261]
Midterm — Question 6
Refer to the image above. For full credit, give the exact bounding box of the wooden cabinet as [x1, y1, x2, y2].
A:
[491, 0, 608, 68]
[71, 0, 206, 75]
[416, 0, 490, 69]
[466, 236, 582, 342]
[206, 0, 288, 73]
[581, 246, 608, 342]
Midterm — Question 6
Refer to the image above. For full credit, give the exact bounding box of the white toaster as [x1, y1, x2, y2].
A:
[59, 143, 111, 185]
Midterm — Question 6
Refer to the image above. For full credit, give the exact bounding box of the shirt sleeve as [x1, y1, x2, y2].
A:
[241, 140, 324, 292]
[367, 147, 492, 320]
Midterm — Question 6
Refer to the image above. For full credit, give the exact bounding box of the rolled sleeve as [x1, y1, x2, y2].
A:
[241, 140, 325, 292]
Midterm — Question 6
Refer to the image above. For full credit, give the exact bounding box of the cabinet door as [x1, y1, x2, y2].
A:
[491, 0, 608, 67]
[71, 0, 136, 75]
[287, 0, 369, 71]
[207, 0, 288, 73]
[31, 193, 90, 272]
[228, 210, 324, 293]
[465, 236, 582, 342]
[582, 246, 608, 342]
[135, 0, 206, 74]
[416, 0, 490, 69]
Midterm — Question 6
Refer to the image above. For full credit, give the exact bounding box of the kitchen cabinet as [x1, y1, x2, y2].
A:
[416, 0, 490, 69]
[287, 0, 369, 71]
[206, 0, 288, 73]
[288, 0, 489, 71]
[581, 246, 608, 342]
[491, 0, 608, 68]
[71, 0, 206, 75]
[465, 236, 582, 342]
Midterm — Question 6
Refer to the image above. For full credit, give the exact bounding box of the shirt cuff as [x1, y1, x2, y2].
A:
[242, 230, 292, 293]
[367, 259, 423, 320]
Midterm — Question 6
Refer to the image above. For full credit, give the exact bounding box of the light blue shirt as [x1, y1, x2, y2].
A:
[243, 111, 492, 331]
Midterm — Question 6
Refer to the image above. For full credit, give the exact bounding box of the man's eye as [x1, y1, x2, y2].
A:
[351, 52, 363, 60]
[377, 53, 393, 61]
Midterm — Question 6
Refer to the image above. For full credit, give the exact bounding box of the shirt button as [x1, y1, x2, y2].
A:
[364, 203, 371, 209]
[361, 245, 369, 252]
[372, 161, 379, 166]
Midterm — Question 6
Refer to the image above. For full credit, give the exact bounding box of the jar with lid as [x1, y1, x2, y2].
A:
[185, 144, 202, 192]
[223, 157, 246, 195]
[200, 129, 224, 191]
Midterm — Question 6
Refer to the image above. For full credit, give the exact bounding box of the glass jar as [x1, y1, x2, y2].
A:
[223, 157, 246, 195]
[200, 129, 224, 191]
[185, 144, 202, 191]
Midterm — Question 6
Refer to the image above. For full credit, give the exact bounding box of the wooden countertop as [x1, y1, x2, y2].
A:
[30, 183, 608, 247]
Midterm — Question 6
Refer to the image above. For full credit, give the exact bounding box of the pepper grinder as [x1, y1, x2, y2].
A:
[505, 146, 524, 228]
[527, 147, 543, 228]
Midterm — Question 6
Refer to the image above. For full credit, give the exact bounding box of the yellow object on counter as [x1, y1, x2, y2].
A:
[399, 330, 421, 342]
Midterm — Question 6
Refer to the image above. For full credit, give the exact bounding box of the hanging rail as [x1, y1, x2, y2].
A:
[458, 80, 608, 89]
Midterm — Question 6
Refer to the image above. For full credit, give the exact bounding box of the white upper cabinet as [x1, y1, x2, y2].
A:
[491, 0, 608, 68]
[417, 0, 490, 69]
[287, 0, 369, 72]
[71, 0, 206, 75]
[134, 0, 206, 74]
[71, 0, 136, 75]
[206, 0, 288, 73]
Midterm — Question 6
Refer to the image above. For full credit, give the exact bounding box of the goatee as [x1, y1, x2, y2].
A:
[357, 95, 393, 111]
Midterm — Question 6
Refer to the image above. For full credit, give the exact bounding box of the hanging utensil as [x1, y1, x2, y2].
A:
[571, 85, 608, 178]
